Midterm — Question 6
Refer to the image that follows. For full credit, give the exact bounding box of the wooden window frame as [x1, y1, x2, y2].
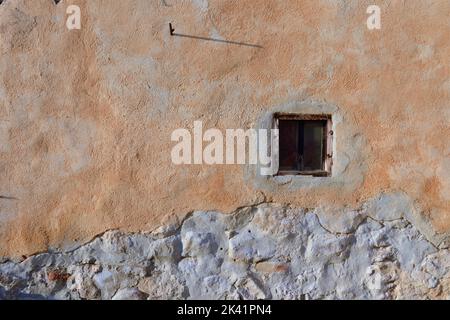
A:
[274, 113, 333, 177]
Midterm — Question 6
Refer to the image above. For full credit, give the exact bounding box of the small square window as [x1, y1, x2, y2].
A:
[274, 113, 333, 176]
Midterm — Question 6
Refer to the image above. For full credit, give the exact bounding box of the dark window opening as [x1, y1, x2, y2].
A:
[275, 114, 333, 176]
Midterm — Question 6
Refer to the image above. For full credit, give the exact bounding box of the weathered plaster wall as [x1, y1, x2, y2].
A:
[0, 0, 449, 269]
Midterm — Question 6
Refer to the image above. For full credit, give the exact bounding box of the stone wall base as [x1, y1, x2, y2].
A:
[1, 198, 449, 300]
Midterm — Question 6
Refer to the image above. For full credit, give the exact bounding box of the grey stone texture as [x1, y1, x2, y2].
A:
[0, 194, 449, 300]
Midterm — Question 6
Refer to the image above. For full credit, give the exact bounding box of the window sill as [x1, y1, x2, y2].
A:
[276, 170, 331, 177]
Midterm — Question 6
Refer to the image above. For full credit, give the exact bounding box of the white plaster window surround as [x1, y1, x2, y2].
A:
[245, 100, 368, 193]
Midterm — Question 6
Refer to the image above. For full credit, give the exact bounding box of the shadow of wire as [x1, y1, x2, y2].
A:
[172, 33, 263, 48]
[0, 195, 18, 200]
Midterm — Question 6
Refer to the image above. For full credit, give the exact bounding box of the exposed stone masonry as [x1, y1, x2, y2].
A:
[1, 194, 449, 300]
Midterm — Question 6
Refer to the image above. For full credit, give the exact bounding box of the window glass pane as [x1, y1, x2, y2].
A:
[279, 120, 299, 170]
[301, 121, 324, 171]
